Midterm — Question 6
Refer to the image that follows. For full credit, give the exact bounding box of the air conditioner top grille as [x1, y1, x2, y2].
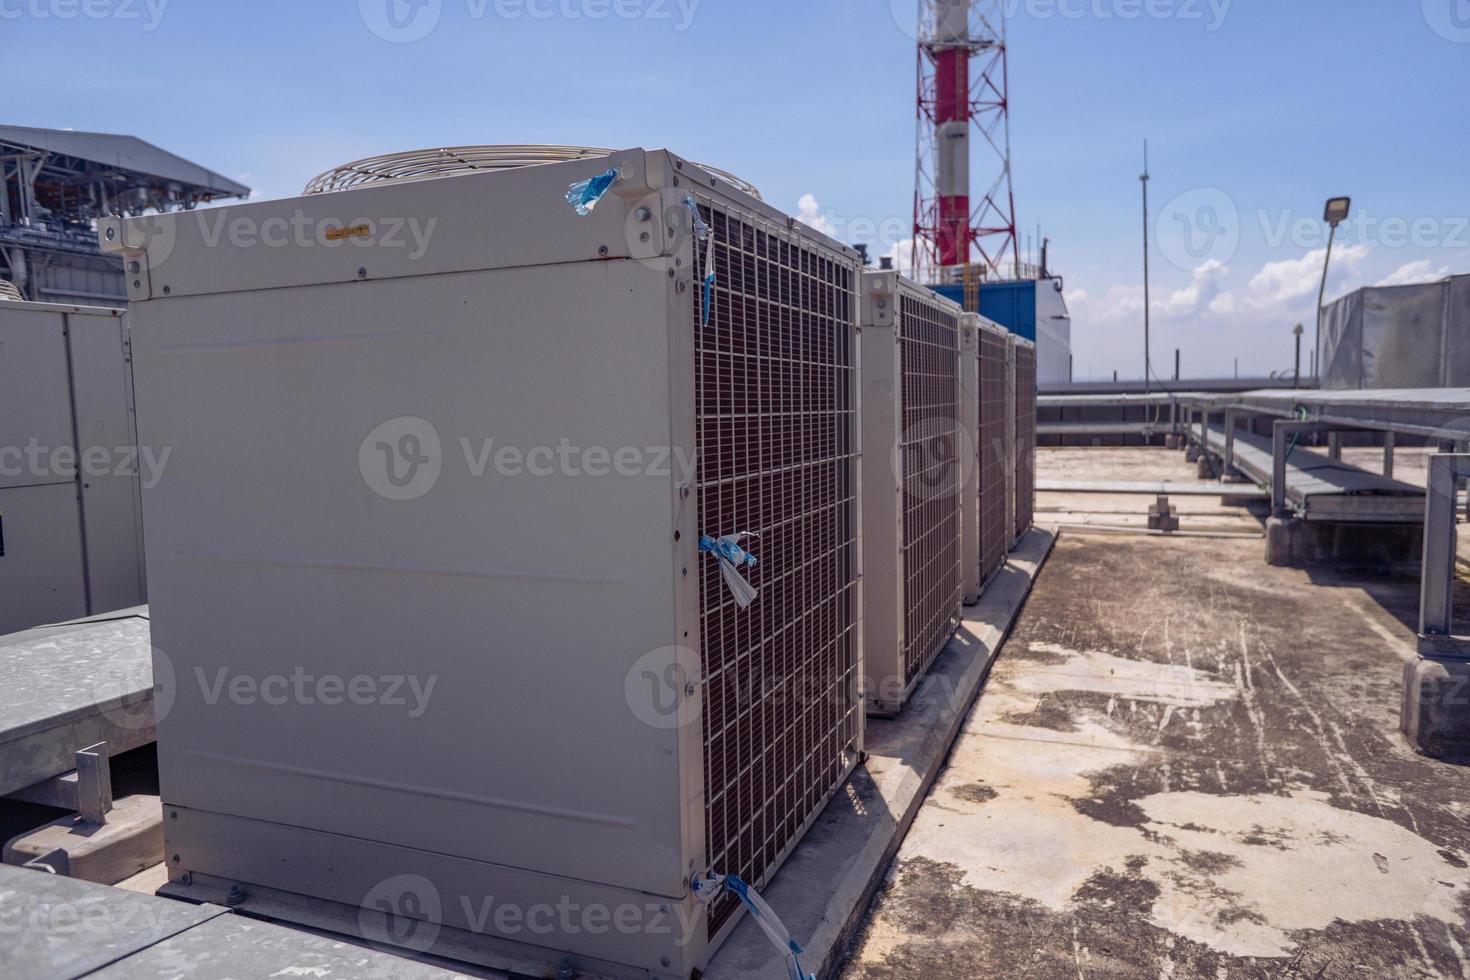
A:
[302, 145, 763, 200]
[0, 279, 22, 301]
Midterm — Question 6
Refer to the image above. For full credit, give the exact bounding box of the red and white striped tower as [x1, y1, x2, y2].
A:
[913, 0, 1019, 282]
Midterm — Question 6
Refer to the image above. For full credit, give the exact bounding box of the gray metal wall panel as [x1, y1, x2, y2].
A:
[1361, 283, 1446, 388]
[1322, 275, 1470, 389]
[0, 482, 88, 633]
[0, 304, 75, 489]
[1447, 275, 1470, 387]
[69, 311, 146, 614]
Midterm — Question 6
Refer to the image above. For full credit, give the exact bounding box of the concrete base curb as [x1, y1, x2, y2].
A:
[704, 528, 1056, 980]
[1402, 652, 1470, 762]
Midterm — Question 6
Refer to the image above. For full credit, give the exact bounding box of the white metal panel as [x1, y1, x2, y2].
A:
[135, 259, 693, 898]
[0, 302, 74, 491]
[69, 311, 146, 615]
[859, 271, 904, 711]
[0, 483, 88, 633]
[959, 315, 981, 604]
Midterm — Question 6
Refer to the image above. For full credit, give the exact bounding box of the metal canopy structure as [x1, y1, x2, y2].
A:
[0, 124, 248, 305]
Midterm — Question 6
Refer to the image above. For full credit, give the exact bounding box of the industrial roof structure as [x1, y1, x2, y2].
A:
[0, 124, 249, 305]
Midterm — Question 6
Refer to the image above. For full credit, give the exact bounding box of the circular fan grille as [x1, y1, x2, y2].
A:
[303, 145, 762, 200]
[0, 279, 24, 302]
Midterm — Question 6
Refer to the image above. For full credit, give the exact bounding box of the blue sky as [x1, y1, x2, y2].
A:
[5, 0, 1468, 380]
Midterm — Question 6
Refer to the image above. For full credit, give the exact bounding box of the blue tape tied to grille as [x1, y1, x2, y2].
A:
[699, 532, 758, 608]
[692, 873, 814, 980]
[565, 168, 620, 216]
[685, 196, 716, 326]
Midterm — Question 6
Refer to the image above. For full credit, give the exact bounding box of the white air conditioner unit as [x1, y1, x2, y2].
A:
[968, 315, 1012, 603]
[101, 148, 863, 979]
[0, 298, 145, 634]
[859, 271, 965, 716]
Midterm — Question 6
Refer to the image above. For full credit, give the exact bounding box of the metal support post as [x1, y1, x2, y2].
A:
[1420, 454, 1470, 643]
[1271, 419, 1332, 517]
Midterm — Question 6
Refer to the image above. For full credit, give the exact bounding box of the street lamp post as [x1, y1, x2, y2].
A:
[1315, 197, 1352, 381]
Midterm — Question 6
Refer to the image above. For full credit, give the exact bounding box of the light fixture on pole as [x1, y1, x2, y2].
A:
[1315, 196, 1351, 379]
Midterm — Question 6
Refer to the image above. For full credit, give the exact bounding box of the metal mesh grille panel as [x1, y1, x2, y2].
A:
[898, 292, 961, 686]
[693, 199, 861, 938]
[1015, 344, 1037, 537]
[977, 329, 1009, 587]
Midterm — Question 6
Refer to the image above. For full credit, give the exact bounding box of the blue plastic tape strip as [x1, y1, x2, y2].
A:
[698, 533, 759, 608]
[692, 873, 813, 980]
[565, 168, 620, 216]
[684, 197, 717, 326]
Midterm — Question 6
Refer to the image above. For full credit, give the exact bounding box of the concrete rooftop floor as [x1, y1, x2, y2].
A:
[842, 447, 1470, 979]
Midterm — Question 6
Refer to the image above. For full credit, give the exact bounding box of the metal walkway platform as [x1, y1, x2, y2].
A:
[1038, 479, 1268, 498]
[1205, 424, 1423, 522]
[0, 608, 154, 798]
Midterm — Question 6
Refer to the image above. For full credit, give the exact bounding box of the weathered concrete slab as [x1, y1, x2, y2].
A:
[89, 913, 485, 979]
[705, 529, 1054, 980]
[0, 609, 154, 797]
[0, 862, 225, 980]
[842, 534, 1470, 979]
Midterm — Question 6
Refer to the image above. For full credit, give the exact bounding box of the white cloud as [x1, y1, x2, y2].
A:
[1246, 244, 1371, 307]
[1064, 288, 1089, 307]
[795, 193, 837, 239]
[1160, 259, 1230, 318]
[1376, 260, 1451, 287]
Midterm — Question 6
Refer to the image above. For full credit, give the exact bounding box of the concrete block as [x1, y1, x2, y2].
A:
[4, 793, 163, 884]
[1265, 516, 1302, 566]
[1266, 515, 1421, 571]
[1147, 495, 1179, 532]
[1185, 445, 1200, 463]
[1196, 454, 1217, 479]
[1164, 435, 1179, 450]
[1402, 653, 1470, 762]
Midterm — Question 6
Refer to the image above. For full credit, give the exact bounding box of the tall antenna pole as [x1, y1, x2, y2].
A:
[914, 0, 1019, 284]
[1141, 139, 1152, 394]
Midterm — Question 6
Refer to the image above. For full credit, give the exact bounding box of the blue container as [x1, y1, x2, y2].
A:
[926, 280, 1037, 342]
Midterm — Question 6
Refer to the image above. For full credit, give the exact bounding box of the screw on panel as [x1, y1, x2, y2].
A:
[598, 245, 610, 257]
[357, 267, 367, 278]
[635, 207, 652, 221]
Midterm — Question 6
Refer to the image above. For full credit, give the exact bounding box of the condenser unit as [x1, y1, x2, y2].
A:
[100, 148, 863, 979]
[1013, 336, 1037, 541]
[964, 315, 1010, 604]
[860, 271, 964, 716]
[0, 298, 145, 634]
